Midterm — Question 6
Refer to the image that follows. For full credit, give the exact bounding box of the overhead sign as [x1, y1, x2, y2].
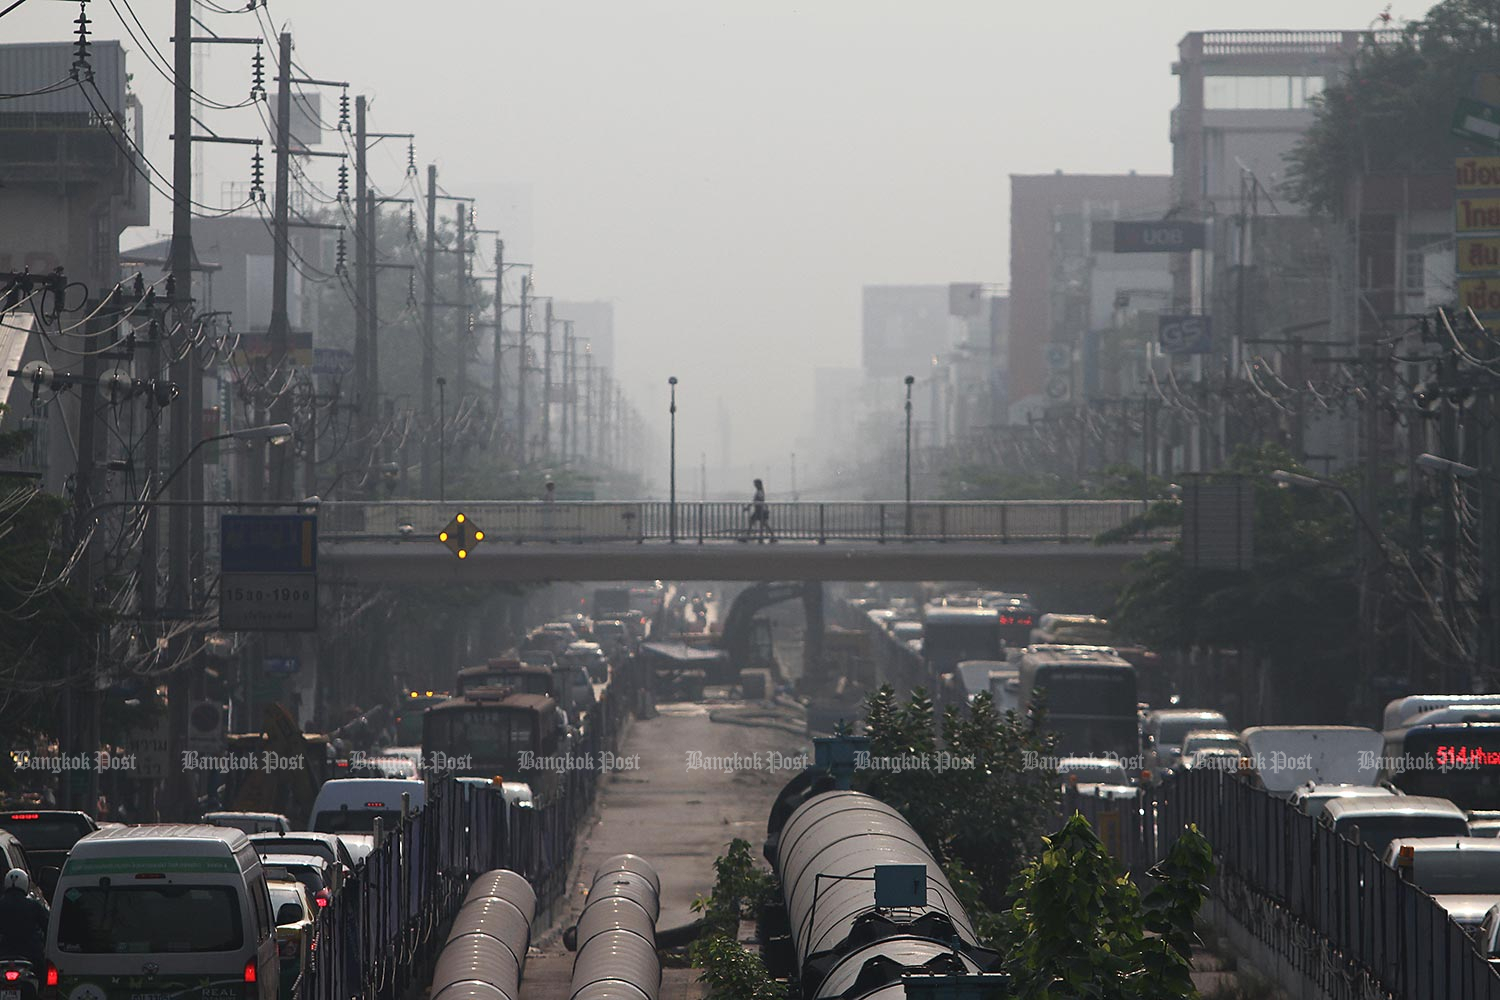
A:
[1458, 277, 1500, 318]
[1183, 479, 1254, 572]
[1452, 98, 1500, 149]
[222, 514, 317, 573]
[263, 656, 301, 675]
[1112, 220, 1205, 253]
[314, 347, 355, 377]
[1158, 315, 1213, 355]
[1456, 157, 1500, 190]
[220, 514, 318, 631]
[1456, 196, 1500, 233]
[1457, 237, 1500, 273]
[219, 572, 318, 631]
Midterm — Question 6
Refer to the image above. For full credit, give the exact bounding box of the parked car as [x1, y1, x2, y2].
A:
[1290, 782, 1404, 819]
[203, 811, 292, 835]
[0, 808, 96, 898]
[249, 831, 357, 873]
[1382, 836, 1500, 931]
[268, 879, 314, 1000]
[258, 853, 337, 912]
[1057, 757, 1138, 799]
[0, 828, 46, 905]
[1321, 795, 1469, 853]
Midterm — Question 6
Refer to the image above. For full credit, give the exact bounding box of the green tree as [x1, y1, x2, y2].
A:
[1002, 816, 1214, 1000]
[860, 685, 1060, 916]
[1109, 444, 1360, 717]
[1286, 0, 1500, 216]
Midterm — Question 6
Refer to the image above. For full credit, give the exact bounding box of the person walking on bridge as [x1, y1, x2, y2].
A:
[742, 478, 775, 543]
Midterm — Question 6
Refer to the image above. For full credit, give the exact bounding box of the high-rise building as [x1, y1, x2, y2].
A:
[1008, 173, 1171, 418]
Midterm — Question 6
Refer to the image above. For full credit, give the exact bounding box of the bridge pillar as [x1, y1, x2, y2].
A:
[801, 581, 825, 689]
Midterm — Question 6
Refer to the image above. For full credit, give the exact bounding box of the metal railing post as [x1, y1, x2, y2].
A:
[1060, 503, 1070, 542]
[878, 503, 886, 543]
[697, 502, 704, 544]
[818, 503, 826, 544]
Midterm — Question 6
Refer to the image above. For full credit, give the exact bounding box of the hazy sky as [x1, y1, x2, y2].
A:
[8, 0, 1397, 492]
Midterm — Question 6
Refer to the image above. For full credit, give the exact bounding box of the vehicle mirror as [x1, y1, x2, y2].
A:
[276, 902, 304, 925]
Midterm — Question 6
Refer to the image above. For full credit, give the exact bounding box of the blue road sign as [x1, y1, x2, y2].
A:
[221, 514, 318, 573]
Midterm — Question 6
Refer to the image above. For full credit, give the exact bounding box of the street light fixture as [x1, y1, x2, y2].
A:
[154, 423, 292, 502]
[904, 375, 915, 535]
[1416, 453, 1480, 480]
[668, 376, 678, 543]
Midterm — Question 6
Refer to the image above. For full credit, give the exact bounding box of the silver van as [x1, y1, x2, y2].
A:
[1320, 795, 1469, 854]
[46, 824, 278, 1000]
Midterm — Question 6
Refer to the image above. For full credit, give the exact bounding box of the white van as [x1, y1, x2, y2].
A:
[1241, 725, 1383, 797]
[307, 778, 426, 833]
[46, 825, 278, 1000]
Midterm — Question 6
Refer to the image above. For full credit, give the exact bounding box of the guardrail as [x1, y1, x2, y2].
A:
[1065, 770, 1500, 1000]
[320, 500, 1165, 545]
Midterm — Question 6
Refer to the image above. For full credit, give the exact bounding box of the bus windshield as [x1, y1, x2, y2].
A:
[424, 707, 537, 775]
[1390, 729, 1500, 811]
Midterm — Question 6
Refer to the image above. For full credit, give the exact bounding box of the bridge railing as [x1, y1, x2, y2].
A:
[320, 499, 1165, 544]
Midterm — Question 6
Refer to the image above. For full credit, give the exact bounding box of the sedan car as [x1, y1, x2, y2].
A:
[268, 879, 315, 1000]
[249, 831, 357, 872]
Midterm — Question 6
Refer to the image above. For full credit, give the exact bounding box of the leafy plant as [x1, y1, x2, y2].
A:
[689, 839, 785, 1000]
[859, 685, 1060, 917]
[1001, 815, 1213, 1000]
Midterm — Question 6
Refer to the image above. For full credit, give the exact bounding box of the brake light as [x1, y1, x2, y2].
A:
[364, 802, 384, 808]
[5, 970, 20, 981]
[243, 958, 257, 983]
[45, 963, 58, 987]
[315, 889, 329, 908]
[336, 760, 349, 768]
[135, 873, 166, 879]
[8, 813, 38, 821]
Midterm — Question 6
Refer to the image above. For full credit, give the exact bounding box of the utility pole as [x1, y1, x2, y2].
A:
[542, 299, 553, 458]
[267, 31, 294, 501]
[455, 203, 469, 409]
[164, 0, 201, 819]
[353, 96, 370, 488]
[421, 163, 437, 496]
[583, 350, 595, 462]
[565, 327, 578, 464]
[491, 237, 504, 449]
[560, 320, 573, 466]
[518, 273, 531, 465]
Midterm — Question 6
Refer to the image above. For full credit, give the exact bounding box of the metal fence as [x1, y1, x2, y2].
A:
[300, 666, 631, 1000]
[1064, 770, 1500, 1000]
[320, 499, 1164, 545]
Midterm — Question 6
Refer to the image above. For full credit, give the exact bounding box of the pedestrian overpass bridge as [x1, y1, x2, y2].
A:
[317, 499, 1171, 584]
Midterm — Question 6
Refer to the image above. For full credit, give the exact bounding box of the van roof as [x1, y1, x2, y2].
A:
[1148, 708, 1226, 721]
[65, 824, 256, 874]
[1022, 645, 1128, 665]
[1385, 836, 1500, 857]
[1323, 795, 1466, 820]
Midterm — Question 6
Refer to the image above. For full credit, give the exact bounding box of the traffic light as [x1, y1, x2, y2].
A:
[439, 512, 485, 560]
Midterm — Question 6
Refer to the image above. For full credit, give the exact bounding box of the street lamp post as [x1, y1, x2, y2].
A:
[668, 376, 678, 542]
[904, 375, 915, 534]
[437, 377, 447, 502]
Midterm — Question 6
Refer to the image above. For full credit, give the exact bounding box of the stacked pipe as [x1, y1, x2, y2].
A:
[569, 854, 662, 1000]
[770, 789, 998, 1000]
[430, 870, 537, 1000]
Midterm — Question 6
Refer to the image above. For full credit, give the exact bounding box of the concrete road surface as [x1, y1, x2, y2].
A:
[519, 694, 807, 1000]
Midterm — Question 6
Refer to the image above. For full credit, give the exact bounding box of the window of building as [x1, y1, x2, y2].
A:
[1203, 75, 1325, 110]
[1405, 234, 1451, 306]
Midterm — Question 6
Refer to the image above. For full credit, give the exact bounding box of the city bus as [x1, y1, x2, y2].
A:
[1017, 645, 1139, 760]
[1381, 716, 1500, 812]
[421, 689, 564, 795]
[920, 605, 1004, 682]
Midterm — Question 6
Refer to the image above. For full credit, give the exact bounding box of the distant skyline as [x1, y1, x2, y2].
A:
[4, 1, 1394, 491]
